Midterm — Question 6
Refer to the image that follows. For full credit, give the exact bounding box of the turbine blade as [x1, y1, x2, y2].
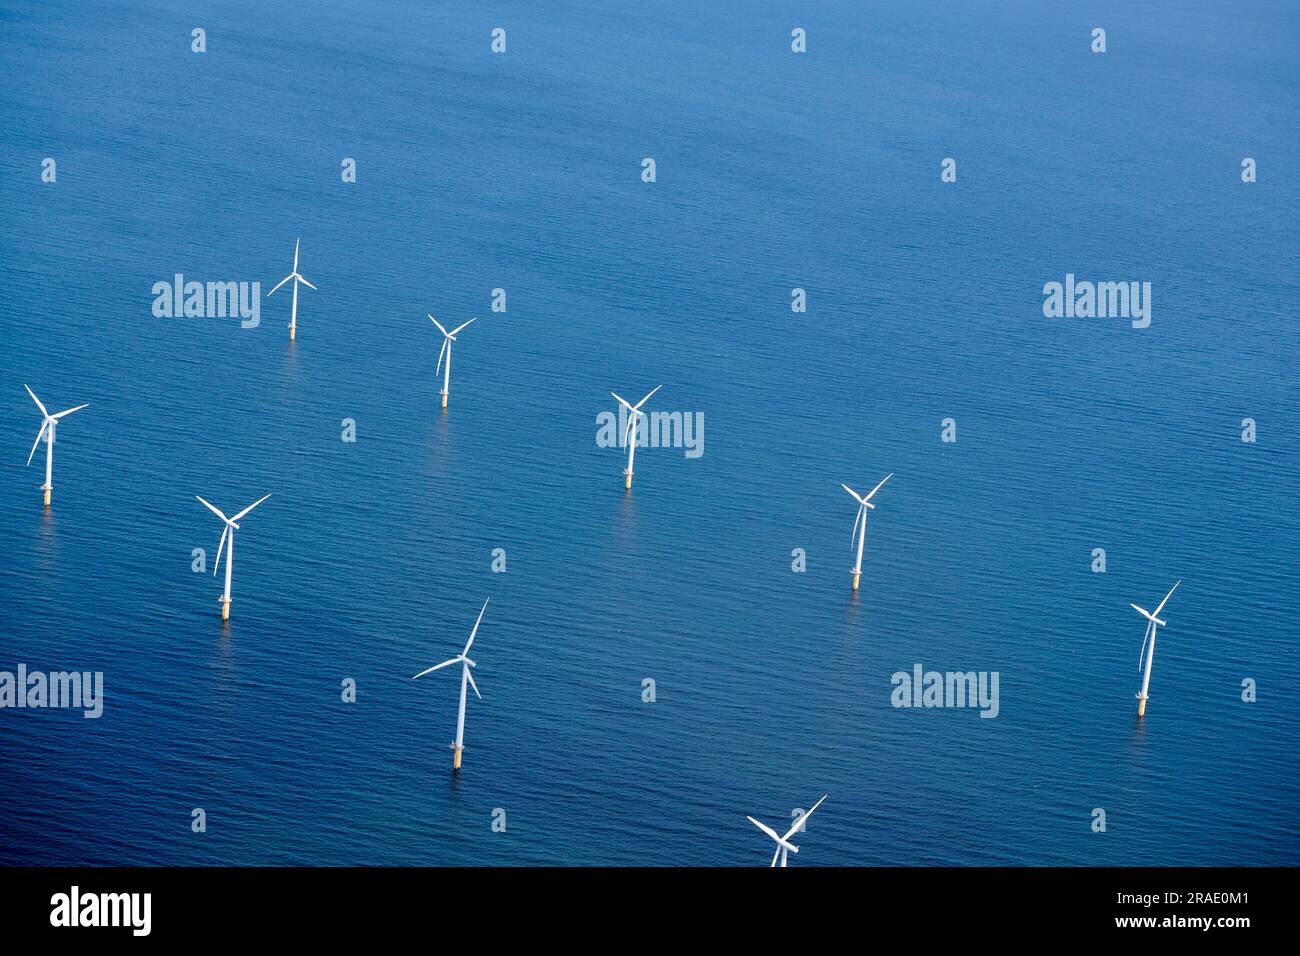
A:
[293, 238, 300, 271]
[52, 403, 90, 419]
[213, 525, 228, 577]
[23, 384, 48, 417]
[26, 421, 48, 466]
[633, 384, 662, 411]
[267, 274, 293, 296]
[747, 815, 798, 852]
[463, 598, 489, 656]
[296, 275, 317, 291]
[230, 493, 272, 523]
[610, 391, 634, 411]
[782, 794, 828, 841]
[863, 472, 894, 502]
[771, 845, 780, 868]
[196, 495, 231, 524]
[850, 504, 863, 551]
[1130, 603, 1155, 622]
[747, 816, 783, 843]
[1152, 580, 1181, 618]
[412, 657, 462, 680]
[1138, 619, 1152, 672]
[436, 338, 448, 376]
[466, 668, 482, 701]
[428, 314, 449, 337]
[841, 483, 865, 505]
[449, 317, 477, 337]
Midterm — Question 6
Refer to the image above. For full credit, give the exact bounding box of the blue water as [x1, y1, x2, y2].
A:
[1, 0, 1297, 866]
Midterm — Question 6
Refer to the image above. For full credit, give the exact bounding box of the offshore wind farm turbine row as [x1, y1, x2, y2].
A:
[15, 365, 1185, 724]
[15, 237, 1184, 868]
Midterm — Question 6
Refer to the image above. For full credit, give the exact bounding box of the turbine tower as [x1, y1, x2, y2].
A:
[196, 493, 272, 622]
[611, 385, 661, 490]
[267, 239, 316, 341]
[24, 385, 89, 509]
[413, 598, 489, 770]
[1132, 580, 1180, 717]
[841, 473, 892, 591]
[428, 315, 477, 409]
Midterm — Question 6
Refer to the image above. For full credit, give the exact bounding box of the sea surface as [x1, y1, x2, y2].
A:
[0, 0, 1297, 865]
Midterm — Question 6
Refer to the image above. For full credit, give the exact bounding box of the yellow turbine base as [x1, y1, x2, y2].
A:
[441, 393, 448, 409]
[453, 747, 462, 770]
[289, 325, 296, 341]
[852, 571, 861, 592]
[43, 487, 51, 508]
[1137, 697, 1147, 718]
[221, 600, 230, 622]
[625, 472, 633, 490]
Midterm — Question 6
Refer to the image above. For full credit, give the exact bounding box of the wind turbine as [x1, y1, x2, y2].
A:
[610, 385, 662, 490]
[747, 794, 828, 867]
[412, 598, 489, 770]
[195, 493, 272, 622]
[1132, 580, 1180, 718]
[841, 473, 892, 592]
[428, 315, 477, 409]
[24, 385, 89, 509]
[267, 239, 316, 341]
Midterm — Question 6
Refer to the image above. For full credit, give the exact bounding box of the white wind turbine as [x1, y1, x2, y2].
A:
[412, 598, 489, 770]
[195, 493, 272, 622]
[747, 794, 828, 868]
[1132, 580, 1180, 718]
[24, 385, 89, 509]
[428, 315, 477, 409]
[841, 473, 892, 592]
[610, 385, 661, 490]
[267, 239, 316, 341]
